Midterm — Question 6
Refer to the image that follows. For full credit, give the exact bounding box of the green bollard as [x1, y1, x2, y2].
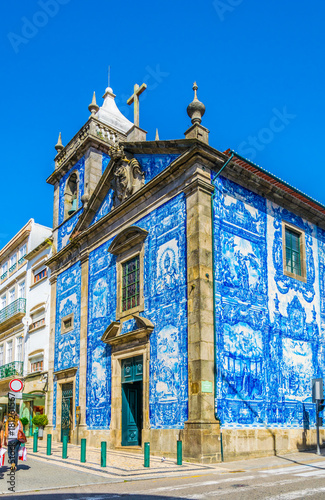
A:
[33, 431, 38, 453]
[62, 435, 68, 459]
[81, 438, 86, 463]
[144, 442, 150, 467]
[101, 441, 107, 467]
[177, 440, 182, 465]
[46, 434, 52, 456]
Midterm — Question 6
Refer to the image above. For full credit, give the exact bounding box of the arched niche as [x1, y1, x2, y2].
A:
[64, 171, 79, 219]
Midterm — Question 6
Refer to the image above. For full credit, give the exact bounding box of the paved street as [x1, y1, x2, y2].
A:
[1, 448, 325, 498]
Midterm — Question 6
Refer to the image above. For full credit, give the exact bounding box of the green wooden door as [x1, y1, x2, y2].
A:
[121, 356, 143, 446]
[61, 383, 73, 442]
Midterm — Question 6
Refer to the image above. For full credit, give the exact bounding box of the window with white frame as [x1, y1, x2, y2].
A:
[1, 295, 6, 310]
[18, 281, 25, 298]
[19, 245, 27, 260]
[6, 340, 12, 364]
[0, 345, 3, 366]
[9, 288, 15, 304]
[16, 337, 23, 362]
[9, 254, 16, 269]
[1, 262, 7, 275]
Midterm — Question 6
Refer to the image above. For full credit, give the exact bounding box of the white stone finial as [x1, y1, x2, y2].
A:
[55, 132, 64, 153]
[88, 91, 99, 115]
[155, 128, 159, 141]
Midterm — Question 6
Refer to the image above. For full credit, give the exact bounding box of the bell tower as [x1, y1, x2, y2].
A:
[46, 83, 136, 252]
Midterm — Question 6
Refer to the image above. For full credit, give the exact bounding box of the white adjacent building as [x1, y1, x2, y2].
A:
[0, 219, 52, 436]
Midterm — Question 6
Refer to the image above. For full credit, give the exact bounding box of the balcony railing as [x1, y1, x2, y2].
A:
[0, 361, 23, 380]
[0, 298, 26, 324]
[18, 255, 26, 266]
[9, 262, 17, 273]
[0, 271, 7, 280]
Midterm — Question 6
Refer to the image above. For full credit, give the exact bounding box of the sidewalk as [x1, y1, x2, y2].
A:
[25, 438, 221, 480]
[25, 438, 325, 482]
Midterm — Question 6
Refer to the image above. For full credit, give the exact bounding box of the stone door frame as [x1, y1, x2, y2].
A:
[54, 368, 77, 443]
[110, 343, 150, 448]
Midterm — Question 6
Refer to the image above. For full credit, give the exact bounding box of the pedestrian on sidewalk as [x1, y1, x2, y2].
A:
[4, 412, 23, 471]
[0, 418, 3, 448]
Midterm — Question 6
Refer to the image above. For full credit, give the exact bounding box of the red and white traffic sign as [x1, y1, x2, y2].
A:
[9, 379, 23, 393]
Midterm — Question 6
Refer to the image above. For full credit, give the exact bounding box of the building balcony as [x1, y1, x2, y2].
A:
[9, 262, 17, 273]
[0, 298, 26, 330]
[0, 361, 23, 381]
[18, 255, 26, 266]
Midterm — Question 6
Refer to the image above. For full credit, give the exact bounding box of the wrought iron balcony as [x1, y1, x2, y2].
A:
[0, 298, 26, 325]
[0, 361, 23, 380]
[0, 271, 7, 280]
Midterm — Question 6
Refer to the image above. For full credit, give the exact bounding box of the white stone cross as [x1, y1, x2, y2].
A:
[127, 83, 147, 127]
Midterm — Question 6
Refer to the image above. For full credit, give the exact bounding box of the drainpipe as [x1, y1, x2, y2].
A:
[211, 153, 234, 462]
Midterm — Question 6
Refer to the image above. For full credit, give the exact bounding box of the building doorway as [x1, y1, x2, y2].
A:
[61, 383, 73, 442]
[121, 356, 143, 446]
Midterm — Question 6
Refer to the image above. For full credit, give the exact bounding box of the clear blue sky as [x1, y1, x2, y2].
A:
[1, 0, 324, 247]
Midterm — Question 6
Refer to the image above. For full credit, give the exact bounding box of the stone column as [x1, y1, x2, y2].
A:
[46, 274, 57, 438]
[182, 172, 221, 463]
[77, 252, 89, 438]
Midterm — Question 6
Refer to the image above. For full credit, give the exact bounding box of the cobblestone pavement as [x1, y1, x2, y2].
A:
[25, 438, 221, 479]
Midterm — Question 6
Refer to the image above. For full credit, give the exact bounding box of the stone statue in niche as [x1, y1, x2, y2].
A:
[111, 157, 145, 207]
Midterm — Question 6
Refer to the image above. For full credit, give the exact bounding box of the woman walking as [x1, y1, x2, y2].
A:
[4, 413, 23, 471]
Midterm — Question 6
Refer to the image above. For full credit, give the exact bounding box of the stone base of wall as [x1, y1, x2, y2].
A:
[182, 421, 222, 463]
[46, 426, 325, 464]
[222, 428, 325, 461]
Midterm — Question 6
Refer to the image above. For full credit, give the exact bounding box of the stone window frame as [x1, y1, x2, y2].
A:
[116, 245, 145, 321]
[61, 313, 74, 334]
[282, 221, 307, 283]
[108, 226, 148, 322]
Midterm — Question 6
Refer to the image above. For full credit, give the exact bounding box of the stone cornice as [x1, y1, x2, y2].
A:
[54, 366, 78, 379]
[184, 178, 215, 198]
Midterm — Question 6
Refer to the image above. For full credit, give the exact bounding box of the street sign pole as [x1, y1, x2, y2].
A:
[317, 401, 321, 455]
[312, 379, 325, 456]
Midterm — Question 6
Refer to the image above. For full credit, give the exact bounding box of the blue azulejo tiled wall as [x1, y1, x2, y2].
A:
[102, 153, 110, 173]
[86, 193, 188, 430]
[58, 210, 81, 251]
[90, 190, 114, 226]
[138, 193, 188, 429]
[57, 157, 85, 251]
[212, 174, 324, 429]
[54, 261, 81, 372]
[87, 239, 116, 429]
[134, 154, 179, 184]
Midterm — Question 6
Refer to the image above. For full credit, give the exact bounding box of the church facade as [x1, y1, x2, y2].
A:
[46, 81, 325, 462]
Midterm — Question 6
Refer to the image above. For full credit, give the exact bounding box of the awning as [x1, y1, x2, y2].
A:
[0, 393, 45, 402]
